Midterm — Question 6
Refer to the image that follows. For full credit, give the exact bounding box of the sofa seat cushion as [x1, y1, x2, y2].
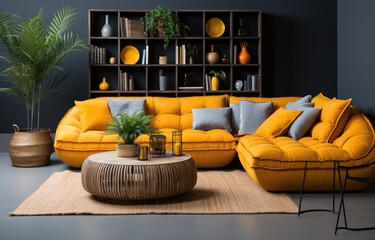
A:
[136, 128, 236, 151]
[238, 135, 354, 170]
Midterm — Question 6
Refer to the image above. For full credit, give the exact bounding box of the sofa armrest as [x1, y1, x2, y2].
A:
[54, 107, 83, 143]
[333, 108, 375, 159]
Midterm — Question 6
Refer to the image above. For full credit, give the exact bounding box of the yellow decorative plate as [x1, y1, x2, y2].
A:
[120, 46, 140, 64]
[205, 18, 225, 38]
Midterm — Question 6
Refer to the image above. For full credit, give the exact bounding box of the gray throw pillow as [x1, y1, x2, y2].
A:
[229, 103, 240, 134]
[285, 95, 313, 109]
[192, 108, 232, 132]
[238, 100, 273, 134]
[285, 105, 321, 140]
[107, 99, 146, 118]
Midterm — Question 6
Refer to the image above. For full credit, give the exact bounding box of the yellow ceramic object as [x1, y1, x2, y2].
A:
[211, 77, 219, 91]
[120, 46, 140, 64]
[99, 77, 110, 91]
[205, 18, 225, 37]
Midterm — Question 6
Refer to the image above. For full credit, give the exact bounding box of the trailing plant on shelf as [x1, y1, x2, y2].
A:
[209, 70, 226, 91]
[141, 6, 189, 49]
[0, 7, 88, 132]
[106, 112, 157, 157]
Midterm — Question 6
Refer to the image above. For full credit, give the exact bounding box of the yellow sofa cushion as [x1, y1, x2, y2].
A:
[311, 94, 352, 143]
[75, 100, 112, 132]
[255, 107, 302, 139]
[136, 128, 236, 151]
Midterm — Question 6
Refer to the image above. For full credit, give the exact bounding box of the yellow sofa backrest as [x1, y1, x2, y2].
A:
[77, 95, 228, 131]
[229, 95, 301, 112]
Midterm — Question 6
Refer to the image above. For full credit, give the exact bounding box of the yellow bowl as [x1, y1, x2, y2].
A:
[206, 18, 225, 38]
[120, 46, 140, 64]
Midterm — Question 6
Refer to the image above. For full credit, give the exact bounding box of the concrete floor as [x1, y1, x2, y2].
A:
[0, 152, 374, 240]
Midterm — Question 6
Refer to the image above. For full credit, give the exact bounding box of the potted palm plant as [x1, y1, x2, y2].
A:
[106, 112, 157, 158]
[209, 70, 226, 91]
[141, 6, 189, 49]
[186, 43, 198, 64]
[0, 7, 88, 167]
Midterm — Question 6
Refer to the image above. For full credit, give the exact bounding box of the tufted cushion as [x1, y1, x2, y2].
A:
[75, 100, 112, 132]
[147, 95, 228, 130]
[238, 135, 352, 170]
[255, 107, 302, 139]
[311, 96, 352, 143]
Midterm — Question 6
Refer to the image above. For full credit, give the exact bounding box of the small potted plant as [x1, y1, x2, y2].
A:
[186, 43, 198, 64]
[141, 6, 189, 49]
[106, 112, 157, 158]
[209, 70, 226, 91]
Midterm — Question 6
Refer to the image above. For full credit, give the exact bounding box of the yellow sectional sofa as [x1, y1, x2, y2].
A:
[54, 94, 375, 191]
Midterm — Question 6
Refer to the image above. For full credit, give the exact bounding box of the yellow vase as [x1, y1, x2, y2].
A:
[99, 77, 110, 91]
[211, 77, 219, 91]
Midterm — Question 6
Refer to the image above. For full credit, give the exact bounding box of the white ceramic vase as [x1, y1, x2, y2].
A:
[101, 15, 112, 37]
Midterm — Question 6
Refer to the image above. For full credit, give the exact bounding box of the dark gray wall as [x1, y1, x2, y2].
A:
[338, 0, 375, 122]
[0, 0, 337, 133]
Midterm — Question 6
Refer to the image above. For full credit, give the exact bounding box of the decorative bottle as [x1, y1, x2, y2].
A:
[237, 18, 247, 37]
[101, 15, 112, 37]
[99, 77, 110, 91]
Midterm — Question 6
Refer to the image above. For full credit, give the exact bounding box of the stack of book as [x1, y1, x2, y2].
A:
[119, 71, 130, 91]
[204, 74, 212, 91]
[175, 45, 187, 64]
[90, 46, 107, 64]
[120, 18, 144, 38]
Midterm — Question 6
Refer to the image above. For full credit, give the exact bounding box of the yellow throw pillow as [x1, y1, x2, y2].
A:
[255, 107, 302, 139]
[311, 92, 330, 109]
[75, 100, 113, 132]
[311, 97, 352, 143]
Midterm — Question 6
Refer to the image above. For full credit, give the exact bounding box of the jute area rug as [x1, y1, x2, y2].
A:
[10, 170, 298, 216]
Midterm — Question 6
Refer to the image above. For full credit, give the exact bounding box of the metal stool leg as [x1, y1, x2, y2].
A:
[298, 161, 337, 215]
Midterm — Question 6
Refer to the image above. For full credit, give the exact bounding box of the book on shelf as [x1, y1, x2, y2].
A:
[145, 45, 149, 64]
[175, 46, 179, 64]
[181, 45, 186, 65]
[141, 49, 146, 64]
[119, 18, 144, 38]
[205, 74, 211, 91]
[120, 71, 130, 91]
[128, 19, 144, 37]
[233, 45, 238, 64]
[90, 46, 107, 64]
[178, 86, 204, 90]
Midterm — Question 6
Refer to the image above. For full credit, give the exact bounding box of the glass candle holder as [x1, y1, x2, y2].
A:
[149, 134, 166, 157]
[138, 146, 149, 161]
[172, 131, 182, 156]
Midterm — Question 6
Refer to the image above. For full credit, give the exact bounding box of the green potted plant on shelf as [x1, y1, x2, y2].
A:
[0, 7, 88, 167]
[209, 70, 226, 91]
[106, 112, 157, 158]
[141, 6, 189, 49]
[186, 43, 198, 64]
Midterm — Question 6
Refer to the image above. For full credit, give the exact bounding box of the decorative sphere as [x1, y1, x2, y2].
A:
[109, 57, 116, 64]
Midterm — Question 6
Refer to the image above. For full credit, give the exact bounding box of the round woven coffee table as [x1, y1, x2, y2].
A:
[81, 151, 197, 201]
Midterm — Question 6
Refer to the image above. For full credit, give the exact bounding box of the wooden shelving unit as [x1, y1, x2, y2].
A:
[88, 9, 262, 98]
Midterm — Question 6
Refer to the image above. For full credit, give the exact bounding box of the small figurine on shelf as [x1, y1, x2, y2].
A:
[109, 57, 116, 64]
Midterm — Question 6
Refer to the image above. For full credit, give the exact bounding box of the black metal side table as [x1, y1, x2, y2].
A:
[335, 161, 375, 234]
[298, 161, 338, 216]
